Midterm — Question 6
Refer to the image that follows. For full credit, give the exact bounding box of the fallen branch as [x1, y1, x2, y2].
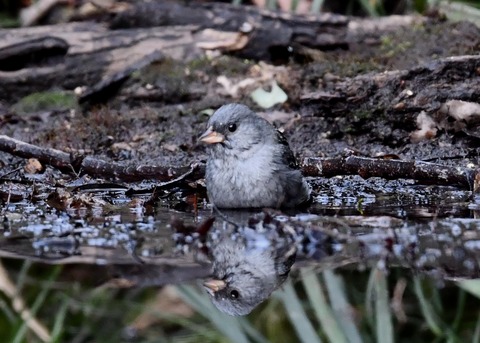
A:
[0, 135, 477, 189]
[302, 156, 476, 189]
[0, 135, 204, 182]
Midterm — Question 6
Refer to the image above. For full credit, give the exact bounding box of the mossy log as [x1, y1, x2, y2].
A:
[0, 23, 197, 102]
[0, 1, 424, 104]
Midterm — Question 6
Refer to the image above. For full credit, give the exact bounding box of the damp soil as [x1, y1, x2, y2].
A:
[1, 19, 478, 170]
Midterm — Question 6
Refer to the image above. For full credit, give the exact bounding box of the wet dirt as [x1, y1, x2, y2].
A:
[1, 19, 479, 170]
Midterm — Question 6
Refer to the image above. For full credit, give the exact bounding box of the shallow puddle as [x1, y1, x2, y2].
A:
[1, 177, 480, 341]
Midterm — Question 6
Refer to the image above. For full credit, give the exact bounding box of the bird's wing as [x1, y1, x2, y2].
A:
[275, 130, 300, 169]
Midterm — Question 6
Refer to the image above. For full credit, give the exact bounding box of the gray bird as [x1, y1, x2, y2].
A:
[199, 104, 311, 209]
[203, 225, 296, 316]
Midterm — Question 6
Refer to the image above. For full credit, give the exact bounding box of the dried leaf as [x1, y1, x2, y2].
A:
[250, 80, 288, 109]
[162, 143, 178, 152]
[410, 111, 437, 142]
[440, 100, 480, 122]
[24, 158, 42, 174]
[217, 75, 257, 98]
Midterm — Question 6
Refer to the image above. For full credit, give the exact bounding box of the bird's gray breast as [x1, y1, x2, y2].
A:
[206, 146, 284, 208]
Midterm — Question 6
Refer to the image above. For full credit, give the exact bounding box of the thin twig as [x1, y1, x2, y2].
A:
[0, 167, 23, 180]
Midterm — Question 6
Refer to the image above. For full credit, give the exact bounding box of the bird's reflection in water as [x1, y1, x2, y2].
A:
[203, 209, 297, 316]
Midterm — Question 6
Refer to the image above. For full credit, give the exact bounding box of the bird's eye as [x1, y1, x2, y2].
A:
[230, 289, 240, 299]
[228, 123, 237, 132]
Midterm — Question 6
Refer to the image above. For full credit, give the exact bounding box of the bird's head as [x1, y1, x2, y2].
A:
[203, 276, 259, 316]
[203, 230, 296, 316]
[199, 104, 271, 153]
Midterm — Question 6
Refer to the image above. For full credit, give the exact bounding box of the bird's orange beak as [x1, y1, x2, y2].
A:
[199, 126, 225, 144]
[203, 279, 226, 295]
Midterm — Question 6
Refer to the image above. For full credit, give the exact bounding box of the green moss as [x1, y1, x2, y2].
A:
[343, 125, 357, 134]
[187, 57, 212, 71]
[210, 56, 253, 75]
[379, 29, 420, 59]
[188, 55, 252, 76]
[380, 35, 393, 48]
[140, 59, 183, 83]
[0, 12, 19, 28]
[354, 110, 375, 120]
[12, 91, 78, 114]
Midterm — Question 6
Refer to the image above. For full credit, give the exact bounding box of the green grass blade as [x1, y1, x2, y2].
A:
[311, 0, 324, 13]
[323, 270, 363, 343]
[451, 288, 466, 331]
[458, 279, 480, 299]
[365, 266, 376, 326]
[301, 269, 347, 343]
[16, 260, 32, 291]
[373, 269, 393, 343]
[290, 0, 300, 11]
[266, 0, 277, 10]
[434, 1, 480, 26]
[473, 312, 480, 343]
[237, 317, 270, 343]
[146, 309, 221, 341]
[50, 296, 68, 343]
[413, 276, 443, 337]
[0, 297, 16, 323]
[12, 265, 61, 343]
[357, 0, 380, 16]
[277, 279, 322, 343]
[176, 284, 209, 313]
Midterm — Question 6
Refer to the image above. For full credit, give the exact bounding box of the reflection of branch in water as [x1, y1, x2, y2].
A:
[170, 211, 480, 315]
[173, 211, 333, 316]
